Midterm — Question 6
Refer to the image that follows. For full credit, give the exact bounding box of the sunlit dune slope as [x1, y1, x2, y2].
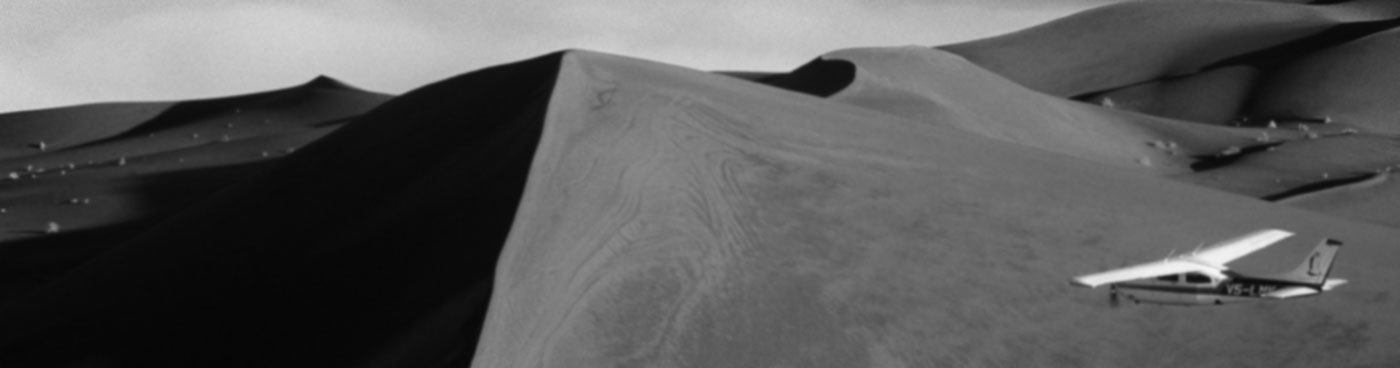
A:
[812, 46, 1264, 171]
[895, 0, 1400, 228]
[939, 0, 1398, 97]
[1280, 171, 1400, 228]
[770, 45, 1398, 215]
[472, 51, 1400, 367]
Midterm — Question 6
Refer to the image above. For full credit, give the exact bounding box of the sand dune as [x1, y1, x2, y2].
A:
[1080, 65, 1260, 126]
[1281, 171, 1400, 228]
[0, 76, 389, 325]
[1248, 27, 1400, 133]
[813, 46, 1264, 171]
[1, 1, 1400, 367]
[940, 1, 1399, 97]
[0, 57, 553, 366]
[0, 102, 172, 160]
[1179, 134, 1400, 197]
[473, 50, 1400, 367]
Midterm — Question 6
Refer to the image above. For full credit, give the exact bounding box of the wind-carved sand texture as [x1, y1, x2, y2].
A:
[1, 1, 1400, 367]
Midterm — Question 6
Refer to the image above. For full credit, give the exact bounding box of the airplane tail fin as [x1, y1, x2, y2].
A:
[1272, 238, 1342, 285]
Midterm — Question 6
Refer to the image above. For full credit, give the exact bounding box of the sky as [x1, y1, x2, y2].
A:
[0, 0, 1115, 113]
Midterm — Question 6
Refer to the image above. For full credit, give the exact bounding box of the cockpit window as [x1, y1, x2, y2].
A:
[1184, 273, 1212, 284]
[1156, 274, 1178, 282]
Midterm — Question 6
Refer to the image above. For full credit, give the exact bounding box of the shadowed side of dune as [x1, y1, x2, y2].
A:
[0, 53, 562, 367]
[0, 162, 274, 305]
[0, 102, 173, 161]
[0, 76, 390, 164]
[712, 57, 857, 99]
[0, 76, 398, 308]
[0, 219, 162, 304]
[749, 58, 857, 98]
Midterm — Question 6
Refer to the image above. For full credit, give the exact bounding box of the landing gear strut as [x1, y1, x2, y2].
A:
[1109, 285, 1120, 309]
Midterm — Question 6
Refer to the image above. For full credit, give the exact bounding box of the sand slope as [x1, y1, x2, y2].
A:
[0, 102, 172, 160]
[1281, 171, 1400, 228]
[0, 76, 390, 315]
[1248, 27, 1400, 134]
[469, 50, 1400, 367]
[0, 58, 551, 366]
[940, 1, 1399, 97]
[2, 2, 1400, 367]
[1081, 65, 1261, 126]
[813, 46, 1269, 172]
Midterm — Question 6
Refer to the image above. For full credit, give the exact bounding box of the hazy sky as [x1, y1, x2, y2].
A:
[0, 0, 1114, 113]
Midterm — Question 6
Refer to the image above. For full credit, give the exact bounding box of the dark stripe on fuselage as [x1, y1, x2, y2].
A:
[1117, 276, 1320, 298]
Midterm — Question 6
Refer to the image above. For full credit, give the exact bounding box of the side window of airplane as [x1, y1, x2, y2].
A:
[1155, 274, 1179, 283]
[1184, 273, 1212, 284]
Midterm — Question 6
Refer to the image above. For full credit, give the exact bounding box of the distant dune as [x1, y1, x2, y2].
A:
[2, 1, 1400, 367]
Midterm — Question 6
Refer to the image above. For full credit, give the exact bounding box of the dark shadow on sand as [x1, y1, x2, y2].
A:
[0, 162, 273, 307]
[1263, 172, 1378, 201]
[752, 58, 858, 98]
[1189, 142, 1285, 172]
[0, 52, 562, 367]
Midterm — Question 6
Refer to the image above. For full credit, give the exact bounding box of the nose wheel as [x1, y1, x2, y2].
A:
[1109, 285, 1120, 309]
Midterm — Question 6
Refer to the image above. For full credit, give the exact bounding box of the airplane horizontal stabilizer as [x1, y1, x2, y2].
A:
[1262, 286, 1318, 299]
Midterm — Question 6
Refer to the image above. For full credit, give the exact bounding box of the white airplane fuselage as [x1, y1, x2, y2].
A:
[1112, 273, 1326, 306]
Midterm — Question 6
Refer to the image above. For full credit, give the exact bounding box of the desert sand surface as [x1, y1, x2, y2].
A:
[2, 1, 1400, 367]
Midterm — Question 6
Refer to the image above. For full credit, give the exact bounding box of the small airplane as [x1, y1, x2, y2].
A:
[1070, 229, 1347, 306]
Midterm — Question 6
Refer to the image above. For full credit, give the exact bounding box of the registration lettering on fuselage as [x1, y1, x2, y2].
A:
[1223, 282, 1277, 297]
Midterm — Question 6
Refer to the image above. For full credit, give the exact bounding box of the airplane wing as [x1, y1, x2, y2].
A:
[1188, 229, 1294, 267]
[1069, 260, 1219, 288]
[1070, 229, 1294, 288]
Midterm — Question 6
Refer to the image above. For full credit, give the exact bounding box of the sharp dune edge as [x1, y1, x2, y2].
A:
[0, 1, 1399, 367]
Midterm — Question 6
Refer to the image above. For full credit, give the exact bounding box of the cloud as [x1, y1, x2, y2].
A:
[0, 0, 1106, 113]
[0, 1, 466, 112]
[412, 0, 1089, 73]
